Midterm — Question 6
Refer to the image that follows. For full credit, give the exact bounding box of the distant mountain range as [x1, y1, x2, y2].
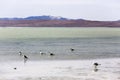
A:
[0, 16, 68, 20]
[0, 15, 120, 27]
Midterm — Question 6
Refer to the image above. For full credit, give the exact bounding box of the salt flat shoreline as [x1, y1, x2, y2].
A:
[0, 58, 120, 80]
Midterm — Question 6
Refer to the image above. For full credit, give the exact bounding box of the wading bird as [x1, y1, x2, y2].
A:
[93, 62, 101, 72]
[23, 55, 28, 63]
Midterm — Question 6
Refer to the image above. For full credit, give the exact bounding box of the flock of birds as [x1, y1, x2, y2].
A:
[39, 50, 55, 56]
[17, 48, 100, 72]
[18, 48, 75, 63]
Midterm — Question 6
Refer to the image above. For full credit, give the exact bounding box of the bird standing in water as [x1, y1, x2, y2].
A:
[40, 50, 46, 55]
[23, 55, 28, 63]
[70, 48, 75, 52]
[93, 62, 100, 72]
[19, 51, 23, 56]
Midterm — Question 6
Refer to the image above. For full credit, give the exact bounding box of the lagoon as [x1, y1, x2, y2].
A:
[0, 27, 120, 39]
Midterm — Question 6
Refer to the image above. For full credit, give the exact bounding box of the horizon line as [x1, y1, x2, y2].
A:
[0, 15, 119, 22]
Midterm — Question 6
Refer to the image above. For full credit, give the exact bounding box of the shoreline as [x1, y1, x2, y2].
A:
[0, 52, 120, 62]
[0, 58, 120, 80]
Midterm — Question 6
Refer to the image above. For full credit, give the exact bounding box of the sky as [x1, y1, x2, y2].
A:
[0, 0, 120, 21]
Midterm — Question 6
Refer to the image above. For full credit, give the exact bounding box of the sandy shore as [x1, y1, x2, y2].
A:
[0, 58, 120, 80]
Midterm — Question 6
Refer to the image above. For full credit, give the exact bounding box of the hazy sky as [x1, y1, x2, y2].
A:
[0, 0, 120, 21]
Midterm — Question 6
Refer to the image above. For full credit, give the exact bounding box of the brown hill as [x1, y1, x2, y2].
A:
[0, 20, 120, 27]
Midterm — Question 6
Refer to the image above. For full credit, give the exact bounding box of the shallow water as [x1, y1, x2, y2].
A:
[0, 37, 120, 61]
[0, 59, 120, 80]
[0, 27, 120, 39]
[0, 27, 120, 61]
[0, 27, 120, 80]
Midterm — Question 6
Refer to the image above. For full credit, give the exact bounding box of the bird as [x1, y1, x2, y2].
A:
[50, 53, 55, 56]
[94, 62, 99, 67]
[93, 62, 101, 72]
[14, 67, 17, 70]
[39, 50, 46, 55]
[48, 52, 55, 56]
[18, 51, 28, 64]
[70, 48, 75, 52]
[18, 51, 23, 56]
[23, 55, 28, 63]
